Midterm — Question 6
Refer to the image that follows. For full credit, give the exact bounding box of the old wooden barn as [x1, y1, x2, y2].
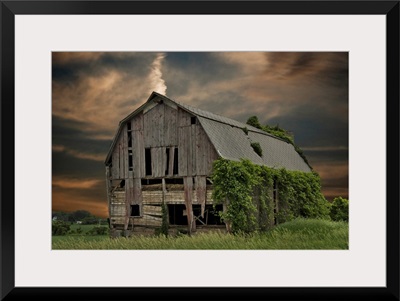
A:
[104, 92, 311, 235]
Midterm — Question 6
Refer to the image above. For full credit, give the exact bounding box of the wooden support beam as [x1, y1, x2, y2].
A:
[184, 176, 195, 234]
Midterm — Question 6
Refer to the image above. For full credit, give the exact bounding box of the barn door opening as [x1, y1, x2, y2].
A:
[167, 204, 188, 225]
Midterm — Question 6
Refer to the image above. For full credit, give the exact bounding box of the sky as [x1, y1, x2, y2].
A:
[52, 52, 348, 218]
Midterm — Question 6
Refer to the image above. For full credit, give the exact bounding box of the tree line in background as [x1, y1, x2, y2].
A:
[52, 210, 107, 224]
[52, 210, 109, 236]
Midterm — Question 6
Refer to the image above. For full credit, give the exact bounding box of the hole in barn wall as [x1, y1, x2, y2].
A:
[167, 204, 188, 225]
[165, 148, 170, 175]
[145, 148, 152, 176]
[130, 205, 141, 217]
[173, 148, 179, 175]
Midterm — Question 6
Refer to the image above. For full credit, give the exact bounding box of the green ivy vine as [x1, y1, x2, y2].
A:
[211, 158, 330, 233]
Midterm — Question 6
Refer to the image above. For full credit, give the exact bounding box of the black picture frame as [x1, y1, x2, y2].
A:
[1, 1, 399, 300]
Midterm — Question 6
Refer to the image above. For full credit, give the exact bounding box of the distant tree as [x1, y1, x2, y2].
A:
[52, 211, 70, 222]
[52, 220, 71, 236]
[70, 210, 92, 222]
[82, 216, 99, 225]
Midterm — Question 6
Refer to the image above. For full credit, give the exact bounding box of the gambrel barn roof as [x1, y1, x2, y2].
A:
[105, 92, 311, 173]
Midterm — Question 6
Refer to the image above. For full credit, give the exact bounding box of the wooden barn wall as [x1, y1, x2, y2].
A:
[164, 104, 178, 146]
[177, 108, 218, 177]
[111, 124, 128, 179]
[109, 101, 221, 231]
[132, 113, 145, 179]
[144, 104, 164, 147]
[151, 147, 166, 177]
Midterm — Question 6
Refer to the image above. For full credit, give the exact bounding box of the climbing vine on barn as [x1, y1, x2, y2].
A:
[211, 158, 330, 233]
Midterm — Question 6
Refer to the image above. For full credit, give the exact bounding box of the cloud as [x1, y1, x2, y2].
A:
[301, 146, 348, 151]
[52, 189, 108, 217]
[52, 52, 104, 65]
[53, 144, 105, 161]
[52, 176, 102, 189]
[52, 52, 168, 139]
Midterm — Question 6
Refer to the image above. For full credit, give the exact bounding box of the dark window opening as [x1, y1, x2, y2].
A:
[141, 178, 162, 185]
[128, 135, 132, 148]
[167, 204, 188, 225]
[127, 122, 132, 131]
[191, 116, 196, 125]
[130, 205, 140, 217]
[165, 148, 170, 175]
[173, 148, 179, 175]
[193, 204, 223, 226]
[145, 148, 152, 176]
[165, 178, 184, 185]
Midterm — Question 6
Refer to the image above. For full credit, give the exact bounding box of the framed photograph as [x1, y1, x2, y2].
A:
[2, 1, 399, 300]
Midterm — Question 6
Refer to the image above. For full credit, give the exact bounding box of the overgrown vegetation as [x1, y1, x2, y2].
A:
[250, 142, 263, 157]
[330, 197, 349, 222]
[211, 158, 330, 233]
[52, 218, 348, 250]
[53, 223, 109, 236]
[52, 220, 71, 236]
[246, 116, 310, 167]
[155, 202, 169, 236]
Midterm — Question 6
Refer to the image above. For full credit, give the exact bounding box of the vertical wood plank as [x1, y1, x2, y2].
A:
[123, 125, 129, 179]
[124, 178, 132, 231]
[168, 147, 174, 177]
[184, 176, 194, 233]
[133, 178, 143, 205]
[151, 147, 165, 178]
[133, 130, 145, 178]
[196, 176, 207, 218]
[164, 105, 178, 146]
[178, 127, 188, 176]
[105, 166, 111, 218]
[126, 177, 134, 205]
[112, 147, 119, 179]
[119, 143, 124, 179]
[191, 125, 197, 175]
[144, 104, 164, 147]
[178, 108, 191, 127]
[132, 113, 143, 131]
[143, 109, 151, 147]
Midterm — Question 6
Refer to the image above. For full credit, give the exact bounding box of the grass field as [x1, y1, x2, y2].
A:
[52, 218, 348, 250]
[69, 224, 108, 234]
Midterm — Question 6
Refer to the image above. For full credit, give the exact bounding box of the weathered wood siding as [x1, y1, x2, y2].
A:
[108, 99, 219, 230]
[144, 104, 164, 147]
[164, 104, 178, 146]
[151, 147, 166, 177]
[132, 124, 145, 178]
[195, 176, 207, 217]
[111, 125, 129, 179]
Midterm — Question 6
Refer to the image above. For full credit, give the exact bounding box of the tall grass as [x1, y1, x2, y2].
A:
[52, 218, 348, 250]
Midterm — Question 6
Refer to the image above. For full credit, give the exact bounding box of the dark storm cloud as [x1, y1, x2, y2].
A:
[267, 104, 348, 148]
[163, 52, 240, 98]
[52, 116, 111, 156]
[52, 152, 104, 179]
[265, 52, 348, 85]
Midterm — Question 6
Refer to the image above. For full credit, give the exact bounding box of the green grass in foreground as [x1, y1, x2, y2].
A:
[52, 218, 348, 250]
